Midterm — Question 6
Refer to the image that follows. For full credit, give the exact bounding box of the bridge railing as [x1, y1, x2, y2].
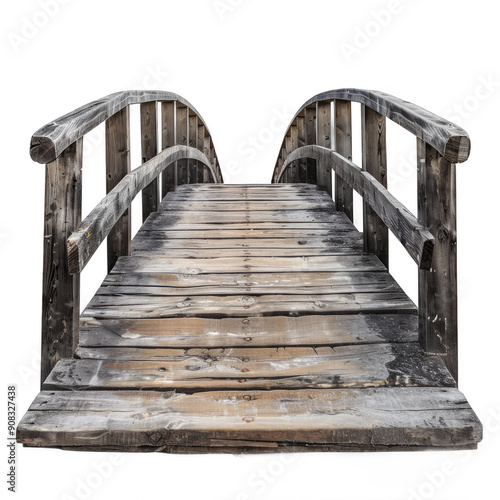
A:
[272, 89, 471, 382]
[31, 91, 223, 384]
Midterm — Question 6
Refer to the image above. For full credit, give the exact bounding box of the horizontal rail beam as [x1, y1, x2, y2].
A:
[30, 91, 216, 165]
[279, 146, 435, 270]
[67, 146, 216, 275]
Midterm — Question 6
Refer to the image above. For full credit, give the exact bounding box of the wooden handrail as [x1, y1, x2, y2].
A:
[272, 88, 470, 183]
[67, 145, 215, 275]
[273, 89, 468, 382]
[278, 145, 435, 270]
[35, 91, 223, 384]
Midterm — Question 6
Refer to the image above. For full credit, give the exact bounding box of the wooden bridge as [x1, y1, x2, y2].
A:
[17, 89, 482, 453]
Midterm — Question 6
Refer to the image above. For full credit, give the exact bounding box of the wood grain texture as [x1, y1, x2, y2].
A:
[362, 105, 389, 268]
[417, 139, 458, 381]
[41, 139, 83, 385]
[67, 146, 215, 274]
[78, 313, 420, 349]
[140, 101, 158, 221]
[47, 343, 455, 391]
[335, 99, 353, 220]
[272, 89, 470, 181]
[17, 388, 481, 451]
[316, 101, 332, 196]
[31, 91, 215, 164]
[278, 146, 435, 269]
[161, 101, 176, 197]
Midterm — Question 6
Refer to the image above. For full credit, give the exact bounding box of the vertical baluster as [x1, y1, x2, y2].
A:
[188, 111, 198, 183]
[316, 101, 332, 197]
[41, 138, 83, 385]
[140, 101, 158, 221]
[290, 122, 299, 182]
[203, 135, 211, 182]
[285, 134, 293, 183]
[297, 115, 307, 183]
[197, 123, 206, 183]
[176, 105, 188, 186]
[305, 105, 317, 184]
[106, 106, 131, 273]
[361, 105, 388, 268]
[335, 100, 353, 220]
[417, 139, 458, 382]
[161, 101, 175, 197]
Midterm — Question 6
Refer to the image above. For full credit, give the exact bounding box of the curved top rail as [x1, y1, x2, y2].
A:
[286, 88, 470, 163]
[67, 145, 215, 275]
[30, 90, 212, 164]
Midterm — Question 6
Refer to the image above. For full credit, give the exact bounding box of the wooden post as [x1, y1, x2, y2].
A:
[140, 101, 158, 221]
[290, 123, 299, 182]
[105, 106, 131, 273]
[196, 124, 206, 184]
[417, 138, 458, 382]
[361, 105, 388, 268]
[161, 101, 176, 197]
[297, 115, 307, 183]
[285, 135, 293, 183]
[316, 101, 332, 197]
[305, 106, 317, 184]
[203, 135, 211, 183]
[189, 112, 198, 183]
[176, 105, 188, 186]
[335, 100, 353, 220]
[41, 138, 83, 385]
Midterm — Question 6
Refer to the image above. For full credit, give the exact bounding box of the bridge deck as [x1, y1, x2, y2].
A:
[17, 184, 481, 452]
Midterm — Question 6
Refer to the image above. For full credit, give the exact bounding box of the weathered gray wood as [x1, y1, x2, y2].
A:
[17, 388, 482, 451]
[67, 146, 215, 274]
[297, 115, 307, 182]
[159, 199, 333, 211]
[362, 105, 388, 268]
[316, 101, 332, 196]
[335, 99, 353, 220]
[188, 112, 198, 183]
[197, 124, 205, 182]
[105, 106, 131, 273]
[278, 146, 435, 269]
[110, 253, 386, 275]
[305, 105, 317, 184]
[417, 139, 458, 381]
[131, 244, 362, 258]
[79, 313, 419, 349]
[30, 91, 216, 164]
[83, 291, 415, 319]
[176, 105, 188, 186]
[41, 139, 83, 385]
[161, 101, 176, 197]
[47, 342, 454, 391]
[272, 89, 470, 180]
[140, 101, 158, 221]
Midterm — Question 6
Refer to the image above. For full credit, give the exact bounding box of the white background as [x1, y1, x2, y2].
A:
[1, 1, 499, 499]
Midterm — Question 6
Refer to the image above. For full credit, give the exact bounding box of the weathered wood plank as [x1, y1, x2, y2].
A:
[110, 254, 386, 274]
[362, 105, 388, 268]
[161, 101, 176, 197]
[158, 200, 334, 211]
[105, 106, 131, 273]
[279, 147, 435, 269]
[305, 105, 317, 184]
[176, 105, 188, 186]
[140, 101, 158, 221]
[417, 139, 458, 381]
[48, 343, 454, 391]
[41, 138, 83, 384]
[82, 292, 415, 319]
[335, 99, 354, 220]
[98, 270, 400, 296]
[78, 314, 419, 348]
[17, 388, 482, 450]
[188, 112, 198, 183]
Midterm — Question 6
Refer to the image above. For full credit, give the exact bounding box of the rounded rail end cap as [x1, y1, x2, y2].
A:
[30, 136, 56, 164]
[445, 135, 471, 164]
